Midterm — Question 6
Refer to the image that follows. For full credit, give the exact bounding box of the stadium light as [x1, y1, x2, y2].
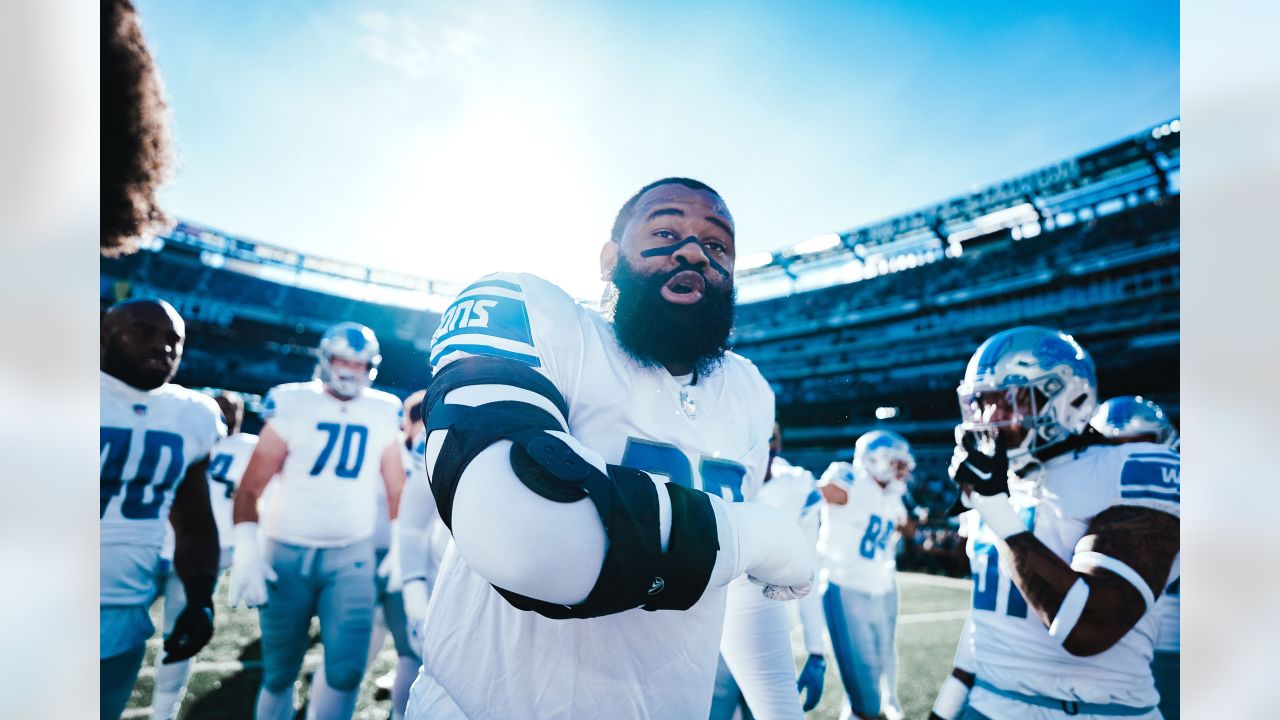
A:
[791, 233, 842, 255]
[737, 251, 775, 271]
[875, 406, 900, 420]
[946, 202, 1038, 244]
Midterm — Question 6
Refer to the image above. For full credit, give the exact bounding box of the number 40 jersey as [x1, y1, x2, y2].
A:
[259, 380, 402, 548]
[100, 372, 225, 606]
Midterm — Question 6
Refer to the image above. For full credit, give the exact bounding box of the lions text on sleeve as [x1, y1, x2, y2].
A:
[415, 273, 776, 720]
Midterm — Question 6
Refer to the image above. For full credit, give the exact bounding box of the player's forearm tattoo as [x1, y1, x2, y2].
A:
[1001, 532, 1077, 628]
[1079, 505, 1180, 594]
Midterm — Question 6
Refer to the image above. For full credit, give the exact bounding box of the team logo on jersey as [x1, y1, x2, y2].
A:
[647, 576, 666, 595]
[132, 403, 147, 416]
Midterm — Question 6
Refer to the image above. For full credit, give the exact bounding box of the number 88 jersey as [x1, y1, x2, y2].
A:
[259, 380, 402, 547]
[100, 372, 224, 605]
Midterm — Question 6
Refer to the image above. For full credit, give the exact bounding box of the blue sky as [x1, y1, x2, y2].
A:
[136, 0, 1178, 300]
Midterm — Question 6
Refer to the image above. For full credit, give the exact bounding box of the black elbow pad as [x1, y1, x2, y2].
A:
[424, 357, 718, 619]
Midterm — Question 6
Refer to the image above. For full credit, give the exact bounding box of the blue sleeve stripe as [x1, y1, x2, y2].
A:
[1166, 577, 1180, 595]
[1128, 452, 1180, 462]
[430, 344, 542, 369]
[1120, 489, 1180, 503]
[461, 278, 522, 294]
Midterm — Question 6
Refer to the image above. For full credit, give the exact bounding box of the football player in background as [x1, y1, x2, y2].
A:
[817, 429, 916, 720]
[230, 323, 407, 720]
[149, 390, 257, 720]
[398, 389, 450, 671]
[943, 327, 1178, 720]
[100, 299, 223, 719]
[406, 178, 815, 719]
[1090, 396, 1181, 720]
[373, 390, 432, 720]
[711, 422, 829, 720]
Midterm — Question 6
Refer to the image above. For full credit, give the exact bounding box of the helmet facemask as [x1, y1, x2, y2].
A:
[957, 372, 1079, 471]
[315, 322, 381, 400]
[317, 353, 376, 399]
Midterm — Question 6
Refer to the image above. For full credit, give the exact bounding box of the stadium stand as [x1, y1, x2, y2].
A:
[99, 225, 450, 426]
[733, 119, 1180, 521]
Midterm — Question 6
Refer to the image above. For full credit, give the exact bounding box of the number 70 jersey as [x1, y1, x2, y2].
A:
[259, 380, 402, 547]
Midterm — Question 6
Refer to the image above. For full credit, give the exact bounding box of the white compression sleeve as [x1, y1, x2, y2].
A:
[398, 465, 438, 584]
[713, 499, 816, 588]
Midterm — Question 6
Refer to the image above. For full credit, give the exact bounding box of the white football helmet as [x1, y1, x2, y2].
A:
[316, 322, 381, 399]
[1090, 395, 1179, 450]
[853, 429, 916, 485]
[957, 326, 1097, 470]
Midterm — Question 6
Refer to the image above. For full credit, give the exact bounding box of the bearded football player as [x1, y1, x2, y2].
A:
[405, 177, 816, 719]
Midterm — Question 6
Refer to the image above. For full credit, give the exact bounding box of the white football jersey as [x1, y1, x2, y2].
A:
[1152, 573, 1179, 653]
[816, 462, 907, 596]
[259, 380, 402, 547]
[161, 432, 258, 562]
[965, 443, 1179, 718]
[100, 372, 224, 605]
[415, 273, 775, 719]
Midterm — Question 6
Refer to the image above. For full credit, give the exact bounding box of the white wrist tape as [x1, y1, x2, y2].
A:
[401, 579, 430, 619]
[1071, 551, 1156, 609]
[931, 675, 971, 719]
[1048, 576, 1090, 643]
[234, 522, 261, 553]
[970, 493, 1025, 539]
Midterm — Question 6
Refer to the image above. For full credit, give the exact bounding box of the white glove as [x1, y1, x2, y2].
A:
[401, 578, 430, 658]
[378, 519, 403, 592]
[229, 522, 275, 608]
[751, 573, 813, 601]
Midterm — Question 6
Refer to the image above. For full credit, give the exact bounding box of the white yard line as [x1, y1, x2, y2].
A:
[898, 609, 970, 625]
[897, 572, 973, 590]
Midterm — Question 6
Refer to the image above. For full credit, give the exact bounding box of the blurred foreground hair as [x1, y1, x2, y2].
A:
[102, 0, 174, 256]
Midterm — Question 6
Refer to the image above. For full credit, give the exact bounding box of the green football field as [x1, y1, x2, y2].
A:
[123, 572, 971, 719]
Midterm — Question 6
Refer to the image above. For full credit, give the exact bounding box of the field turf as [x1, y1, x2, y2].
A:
[123, 572, 971, 719]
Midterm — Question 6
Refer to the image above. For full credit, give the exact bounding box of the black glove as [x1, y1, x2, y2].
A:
[163, 573, 216, 663]
[951, 431, 1010, 497]
[163, 605, 214, 662]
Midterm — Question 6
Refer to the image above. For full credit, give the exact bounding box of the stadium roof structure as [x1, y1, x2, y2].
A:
[736, 118, 1181, 302]
[141, 220, 464, 311]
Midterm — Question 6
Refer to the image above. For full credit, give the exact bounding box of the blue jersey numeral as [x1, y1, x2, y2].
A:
[208, 452, 236, 499]
[100, 427, 186, 520]
[858, 514, 897, 559]
[620, 437, 747, 502]
[311, 423, 369, 479]
[972, 506, 1035, 617]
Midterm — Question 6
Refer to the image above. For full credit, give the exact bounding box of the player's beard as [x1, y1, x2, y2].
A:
[101, 338, 174, 390]
[607, 255, 735, 377]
